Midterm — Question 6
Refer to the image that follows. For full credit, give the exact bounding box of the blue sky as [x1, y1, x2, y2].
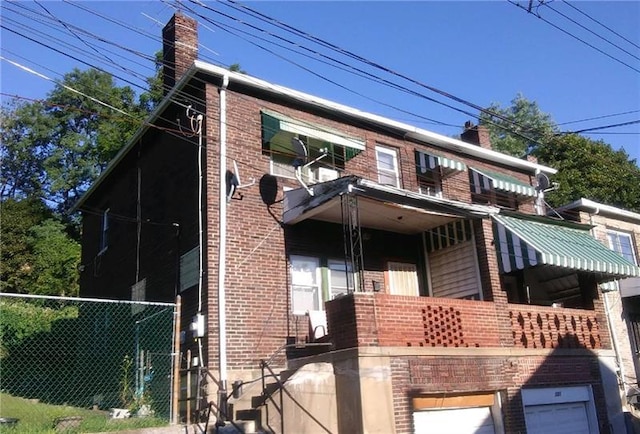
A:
[2, 1, 639, 165]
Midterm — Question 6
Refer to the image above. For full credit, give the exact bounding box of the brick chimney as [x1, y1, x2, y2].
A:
[461, 121, 492, 150]
[162, 12, 198, 94]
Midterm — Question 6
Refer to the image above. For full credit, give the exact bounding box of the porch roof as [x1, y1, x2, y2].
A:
[283, 176, 497, 234]
[493, 213, 640, 279]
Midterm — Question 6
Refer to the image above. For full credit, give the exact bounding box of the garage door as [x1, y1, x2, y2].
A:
[524, 402, 590, 434]
[413, 406, 495, 434]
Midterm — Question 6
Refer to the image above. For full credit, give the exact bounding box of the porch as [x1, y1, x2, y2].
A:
[325, 292, 608, 351]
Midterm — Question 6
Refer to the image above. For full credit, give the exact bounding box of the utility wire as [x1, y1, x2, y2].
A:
[557, 109, 640, 126]
[557, 119, 640, 135]
[193, 0, 547, 141]
[509, 0, 640, 74]
[541, 1, 640, 62]
[561, 0, 640, 51]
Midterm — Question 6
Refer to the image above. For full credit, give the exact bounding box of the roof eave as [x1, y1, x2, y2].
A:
[195, 60, 557, 176]
[557, 198, 640, 223]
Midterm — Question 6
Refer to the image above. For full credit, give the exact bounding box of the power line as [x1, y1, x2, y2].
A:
[557, 119, 640, 135]
[557, 109, 640, 126]
[192, 0, 548, 144]
[561, 0, 640, 51]
[509, 0, 640, 74]
[541, 1, 640, 62]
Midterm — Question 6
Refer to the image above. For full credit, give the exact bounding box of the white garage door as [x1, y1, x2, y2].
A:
[524, 402, 590, 434]
[413, 406, 495, 434]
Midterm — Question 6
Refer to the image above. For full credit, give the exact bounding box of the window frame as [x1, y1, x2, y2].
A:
[289, 255, 356, 313]
[327, 259, 355, 300]
[375, 145, 400, 187]
[98, 208, 110, 255]
[607, 229, 638, 265]
[290, 255, 322, 315]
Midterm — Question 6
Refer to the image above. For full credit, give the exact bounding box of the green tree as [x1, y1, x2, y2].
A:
[27, 219, 81, 297]
[0, 100, 53, 199]
[43, 68, 147, 213]
[480, 94, 640, 212]
[536, 134, 640, 212]
[0, 198, 52, 293]
[139, 51, 164, 112]
[0, 198, 80, 296]
[479, 93, 557, 157]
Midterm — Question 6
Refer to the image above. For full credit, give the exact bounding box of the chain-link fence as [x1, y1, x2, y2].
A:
[0, 293, 177, 429]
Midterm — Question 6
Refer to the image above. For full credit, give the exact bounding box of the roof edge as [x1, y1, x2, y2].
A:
[556, 198, 640, 223]
[195, 60, 557, 175]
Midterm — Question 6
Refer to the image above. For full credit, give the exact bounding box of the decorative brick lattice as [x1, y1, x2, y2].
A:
[509, 308, 602, 349]
[422, 305, 474, 347]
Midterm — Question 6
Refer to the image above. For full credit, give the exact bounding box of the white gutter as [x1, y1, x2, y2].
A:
[194, 60, 557, 176]
[218, 74, 229, 395]
[75, 59, 557, 212]
[558, 198, 640, 223]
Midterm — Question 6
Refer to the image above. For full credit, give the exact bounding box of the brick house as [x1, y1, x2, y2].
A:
[74, 13, 640, 434]
[556, 198, 640, 432]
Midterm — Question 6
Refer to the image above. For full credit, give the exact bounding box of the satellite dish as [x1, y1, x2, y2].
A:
[291, 137, 308, 168]
[535, 173, 550, 192]
[259, 174, 278, 206]
[226, 170, 239, 202]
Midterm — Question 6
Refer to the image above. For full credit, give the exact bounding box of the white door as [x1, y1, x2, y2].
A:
[413, 407, 495, 434]
[524, 402, 590, 434]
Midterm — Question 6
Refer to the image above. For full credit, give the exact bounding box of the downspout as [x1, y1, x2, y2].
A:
[534, 169, 545, 216]
[218, 74, 229, 403]
[591, 208, 627, 392]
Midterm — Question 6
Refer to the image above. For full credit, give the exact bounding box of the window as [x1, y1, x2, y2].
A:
[290, 256, 321, 314]
[386, 261, 419, 296]
[417, 167, 442, 197]
[269, 135, 345, 181]
[607, 230, 638, 265]
[290, 256, 356, 313]
[261, 110, 364, 182]
[99, 209, 109, 255]
[328, 259, 354, 300]
[376, 146, 400, 187]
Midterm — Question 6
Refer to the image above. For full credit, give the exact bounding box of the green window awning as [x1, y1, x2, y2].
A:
[261, 110, 365, 152]
[493, 213, 640, 278]
[470, 167, 536, 197]
[416, 150, 466, 173]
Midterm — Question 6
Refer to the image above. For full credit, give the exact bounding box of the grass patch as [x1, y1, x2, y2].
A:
[0, 393, 168, 433]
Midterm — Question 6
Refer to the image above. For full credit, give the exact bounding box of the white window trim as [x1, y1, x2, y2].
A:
[607, 229, 638, 265]
[290, 255, 322, 315]
[375, 145, 400, 187]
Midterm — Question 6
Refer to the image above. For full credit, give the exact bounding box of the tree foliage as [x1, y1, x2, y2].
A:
[1, 198, 80, 296]
[479, 93, 557, 157]
[480, 94, 640, 212]
[1, 66, 162, 296]
[536, 135, 640, 212]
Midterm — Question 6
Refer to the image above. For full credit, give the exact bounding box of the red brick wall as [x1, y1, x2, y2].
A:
[327, 293, 609, 351]
[199, 84, 541, 370]
[391, 354, 609, 434]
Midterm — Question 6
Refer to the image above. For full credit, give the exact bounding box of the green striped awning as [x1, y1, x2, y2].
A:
[493, 213, 640, 278]
[416, 150, 466, 174]
[470, 167, 536, 197]
[261, 110, 365, 152]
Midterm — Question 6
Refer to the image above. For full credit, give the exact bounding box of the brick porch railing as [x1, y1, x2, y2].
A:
[325, 293, 606, 351]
